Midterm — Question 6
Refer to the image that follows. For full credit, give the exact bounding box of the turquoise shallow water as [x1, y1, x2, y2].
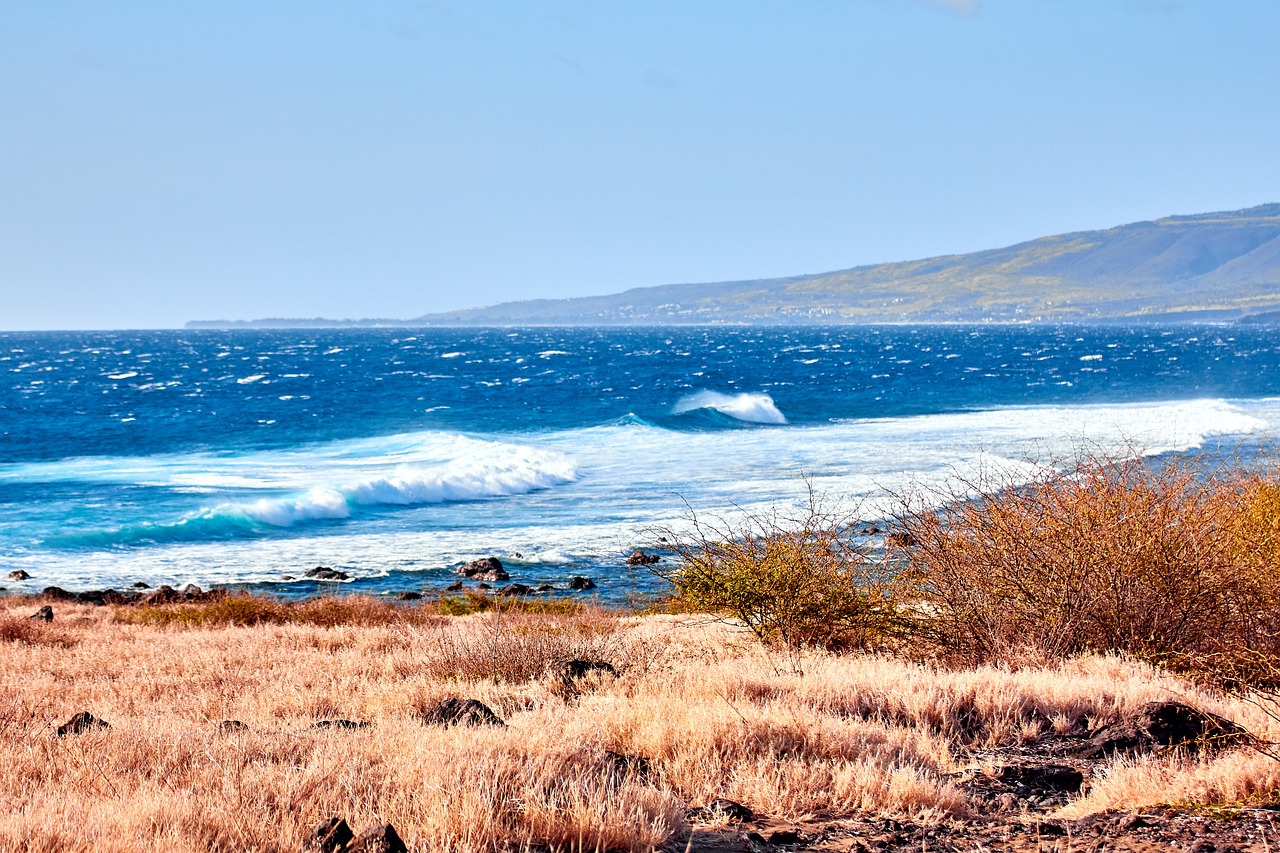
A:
[2, 325, 1279, 600]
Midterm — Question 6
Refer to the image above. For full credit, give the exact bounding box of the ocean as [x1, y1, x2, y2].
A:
[2, 325, 1278, 601]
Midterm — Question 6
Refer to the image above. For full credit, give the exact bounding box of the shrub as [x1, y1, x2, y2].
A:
[651, 490, 906, 666]
[890, 454, 1280, 666]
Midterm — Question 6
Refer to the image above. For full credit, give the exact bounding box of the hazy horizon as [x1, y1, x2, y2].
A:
[4, 1, 1279, 330]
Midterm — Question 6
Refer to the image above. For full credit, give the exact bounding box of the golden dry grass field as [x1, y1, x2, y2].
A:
[3, 597, 1280, 853]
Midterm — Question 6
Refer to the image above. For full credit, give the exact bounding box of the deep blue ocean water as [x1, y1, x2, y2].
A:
[3, 325, 1279, 600]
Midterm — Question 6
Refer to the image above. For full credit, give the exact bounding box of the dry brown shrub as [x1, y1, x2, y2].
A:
[0, 615, 78, 648]
[422, 608, 627, 684]
[891, 454, 1280, 666]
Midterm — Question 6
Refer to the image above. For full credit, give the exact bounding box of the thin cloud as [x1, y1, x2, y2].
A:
[917, 0, 981, 15]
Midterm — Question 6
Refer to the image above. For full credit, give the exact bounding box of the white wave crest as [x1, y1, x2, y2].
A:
[673, 391, 788, 424]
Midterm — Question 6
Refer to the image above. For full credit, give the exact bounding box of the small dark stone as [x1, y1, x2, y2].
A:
[42, 586, 79, 602]
[706, 798, 754, 822]
[475, 582, 491, 590]
[143, 585, 184, 605]
[567, 576, 596, 590]
[308, 817, 354, 853]
[742, 831, 770, 853]
[131, 581, 150, 589]
[396, 592, 422, 600]
[1037, 823, 1067, 837]
[420, 698, 505, 728]
[219, 720, 249, 732]
[996, 764, 1085, 793]
[499, 583, 532, 596]
[457, 557, 508, 581]
[30, 605, 53, 622]
[313, 719, 370, 731]
[56, 711, 109, 737]
[7, 570, 31, 580]
[625, 550, 660, 566]
[305, 567, 350, 581]
[604, 750, 652, 779]
[768, 830, 802, 845]
[348, 823, 409, 853]
[76, 589, 136, 606]
[444, 581, 464, 592]
[282, 575, 296, 581]
[560, 659, 618, 682]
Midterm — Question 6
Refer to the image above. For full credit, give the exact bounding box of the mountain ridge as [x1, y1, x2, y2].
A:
[188, 203, 1280, 328]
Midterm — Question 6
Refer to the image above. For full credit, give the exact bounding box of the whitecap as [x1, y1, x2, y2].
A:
[673, 391, 788, 424]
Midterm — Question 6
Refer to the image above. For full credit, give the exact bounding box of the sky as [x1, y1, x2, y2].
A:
[2, 1, 1279, 330]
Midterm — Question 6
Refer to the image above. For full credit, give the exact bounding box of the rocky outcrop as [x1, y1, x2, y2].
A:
[1073, 701, 1248, 759]
[567, 576, 596, 590]
[625, 550, 660, 566]
[7, 570, 31, 580]
[457, 557, 509, 582]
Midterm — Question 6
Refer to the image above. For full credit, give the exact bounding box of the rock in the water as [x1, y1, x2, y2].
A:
[29, 605, 53, 622]
[219, 720, 249, 733]
[560, 659, 618, 682]
[475, 582, 492, 590]
[396, 591, 422, 601]
[420, 698, 505, 728]
[444, 581, 464, 592]
[625, 550, 659, 566]
[1074, 701, 1247, 758]
[307, 817, 353, 853]
[457, 557, 509, 581]
[886, 531, 916, 547]
[567, 576, 596, 590]
[499, 583, 532, 596]
[282, 575, 296, 581]
[7, 570, 31, 580]
[182, 584, 203, 595]
[41, 586, 79, 602]
[313, 719, 370, 731]
[131, 581, 150, 589]
[305, 567, 350, 581]
[348, 824, 408, 853]
[534, 583, 555, 592]
[56, 711, 109, 737]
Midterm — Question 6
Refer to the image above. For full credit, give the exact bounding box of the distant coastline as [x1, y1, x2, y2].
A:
[188, 203, 1280, 329]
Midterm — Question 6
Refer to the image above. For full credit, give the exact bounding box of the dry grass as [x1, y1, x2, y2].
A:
[1, 598, 1277, 852]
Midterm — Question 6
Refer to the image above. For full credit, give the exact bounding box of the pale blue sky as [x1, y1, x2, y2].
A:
[2, 1, 1278, 329]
